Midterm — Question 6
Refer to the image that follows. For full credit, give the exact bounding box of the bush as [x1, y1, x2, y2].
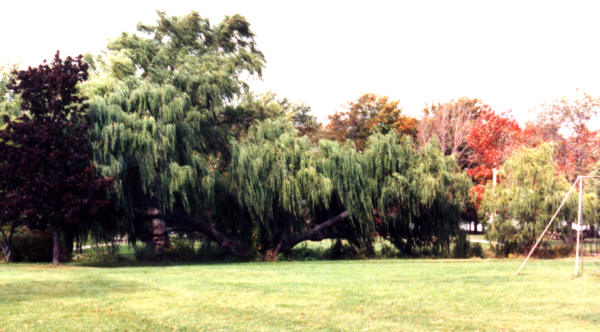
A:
[326, 239, 361, 259]
[469, 243, 484, 258]
[11, 228, 70, 262]
[133, 242, 156, 261]
[534, 242, 574, 259]
[164, 238, 197, 261]
[453, 233, 485, 258]
[380, 242, 398, 258]
[453, 233, 470, 258]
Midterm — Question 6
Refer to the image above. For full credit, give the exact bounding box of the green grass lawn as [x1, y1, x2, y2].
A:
[1, 259, 599, 331]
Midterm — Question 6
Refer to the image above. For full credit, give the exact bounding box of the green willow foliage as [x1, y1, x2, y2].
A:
[480, 143, 575, 255]
[232, 120, 471, 256]
[84, 11, 265, 237]
[231, 119, 333, 249]
[366, 135, 472, 255]
[82, 10, 471, 258]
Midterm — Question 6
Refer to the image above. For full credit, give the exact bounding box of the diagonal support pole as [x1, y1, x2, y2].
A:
[516, 177, 579, 276]
[574, 176, 583, 276]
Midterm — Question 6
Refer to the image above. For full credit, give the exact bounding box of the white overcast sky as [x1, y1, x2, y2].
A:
[1, 0, 600, 124]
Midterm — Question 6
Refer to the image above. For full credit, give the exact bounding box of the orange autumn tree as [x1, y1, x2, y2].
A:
[466, 107, 523, 209]
[325, 93, 417, 150]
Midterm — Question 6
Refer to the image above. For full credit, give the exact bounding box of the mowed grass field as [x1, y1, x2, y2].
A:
[1, 259, 599, 331]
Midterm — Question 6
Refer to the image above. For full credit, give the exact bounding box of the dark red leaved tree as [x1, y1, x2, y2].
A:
[0, 52, 113, 263]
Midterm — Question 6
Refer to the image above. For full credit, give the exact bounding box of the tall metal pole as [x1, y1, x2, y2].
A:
[574, 176, 583, 277]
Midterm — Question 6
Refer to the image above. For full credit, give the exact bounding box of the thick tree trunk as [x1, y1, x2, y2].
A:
[52, 225, 60, 264]
[0, 226, 14, 262]
[147, 207, 170, 255]
[264, 211, 350, 260]
[264, 233, 288, 261]
[1, 244, 11, 262]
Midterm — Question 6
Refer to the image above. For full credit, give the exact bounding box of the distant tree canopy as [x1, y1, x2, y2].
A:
[418, 97, 482, 168]
[532, 92, 600, 181]
[0, 66, 22, 125]
[325, 93, 417, 150]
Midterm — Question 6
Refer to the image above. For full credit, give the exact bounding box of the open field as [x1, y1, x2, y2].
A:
[1, 259, 599, 331]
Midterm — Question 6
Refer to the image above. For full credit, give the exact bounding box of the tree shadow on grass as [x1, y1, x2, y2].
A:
[0, 278, 144, 305]
[71, 257, 244, 268]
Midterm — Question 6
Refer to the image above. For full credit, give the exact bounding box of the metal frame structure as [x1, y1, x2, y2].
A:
[516, 175, 600, 277]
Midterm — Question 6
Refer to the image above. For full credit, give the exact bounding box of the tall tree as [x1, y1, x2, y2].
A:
[535, 91, 600, 180]
[231, 119, 470, 258]
[417, 97, 482, 167]
[85, 11, 264, 254]
[290, 103, 322, 140]
[480, 144, 573, 255]
[0, 53, 113, 263]
[325, 93, 417, 150]
[465, 108, 523, 209]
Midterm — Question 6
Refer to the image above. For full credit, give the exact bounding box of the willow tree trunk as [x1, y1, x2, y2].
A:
[52, 225, 60, 264]
[264, 211, 349, 260]
[1, 244, 10, 262]
[148, 207, 170, 254]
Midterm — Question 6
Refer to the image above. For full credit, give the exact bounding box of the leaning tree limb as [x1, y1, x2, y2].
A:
[140, 211, 248, 256]
[264, 211, 350, 260]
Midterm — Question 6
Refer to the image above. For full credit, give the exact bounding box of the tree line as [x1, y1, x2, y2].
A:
[1, 11, 599, 263]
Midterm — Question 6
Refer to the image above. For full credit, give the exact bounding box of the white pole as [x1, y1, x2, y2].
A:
[516, 177, 579, 275]
[574, 176, 583, 277]
[490, 168, 498, 225]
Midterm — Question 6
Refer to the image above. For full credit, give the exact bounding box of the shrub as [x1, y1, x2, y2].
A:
[164, 238, 197, 261]
[133, 243, 156, 261]
[11, 228, 70, 262]
[469, 243, 484, 258]
[326, 239, 360, 259]
[534, 242, 574, 259]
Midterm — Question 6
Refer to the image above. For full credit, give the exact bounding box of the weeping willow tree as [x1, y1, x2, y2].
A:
[231, 118, 336, 259]
[231, 119, 471, 258]
[84, 11, 264, 253]
[480, 143, 575, 256]
[363, 134, 471, 256]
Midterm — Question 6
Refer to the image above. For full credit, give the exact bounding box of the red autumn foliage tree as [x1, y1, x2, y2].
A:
[466, 107, 523, 208]
[532, 93, 600, 181]
[325, 93, 417, 150]
[0, 52, 114, 263]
